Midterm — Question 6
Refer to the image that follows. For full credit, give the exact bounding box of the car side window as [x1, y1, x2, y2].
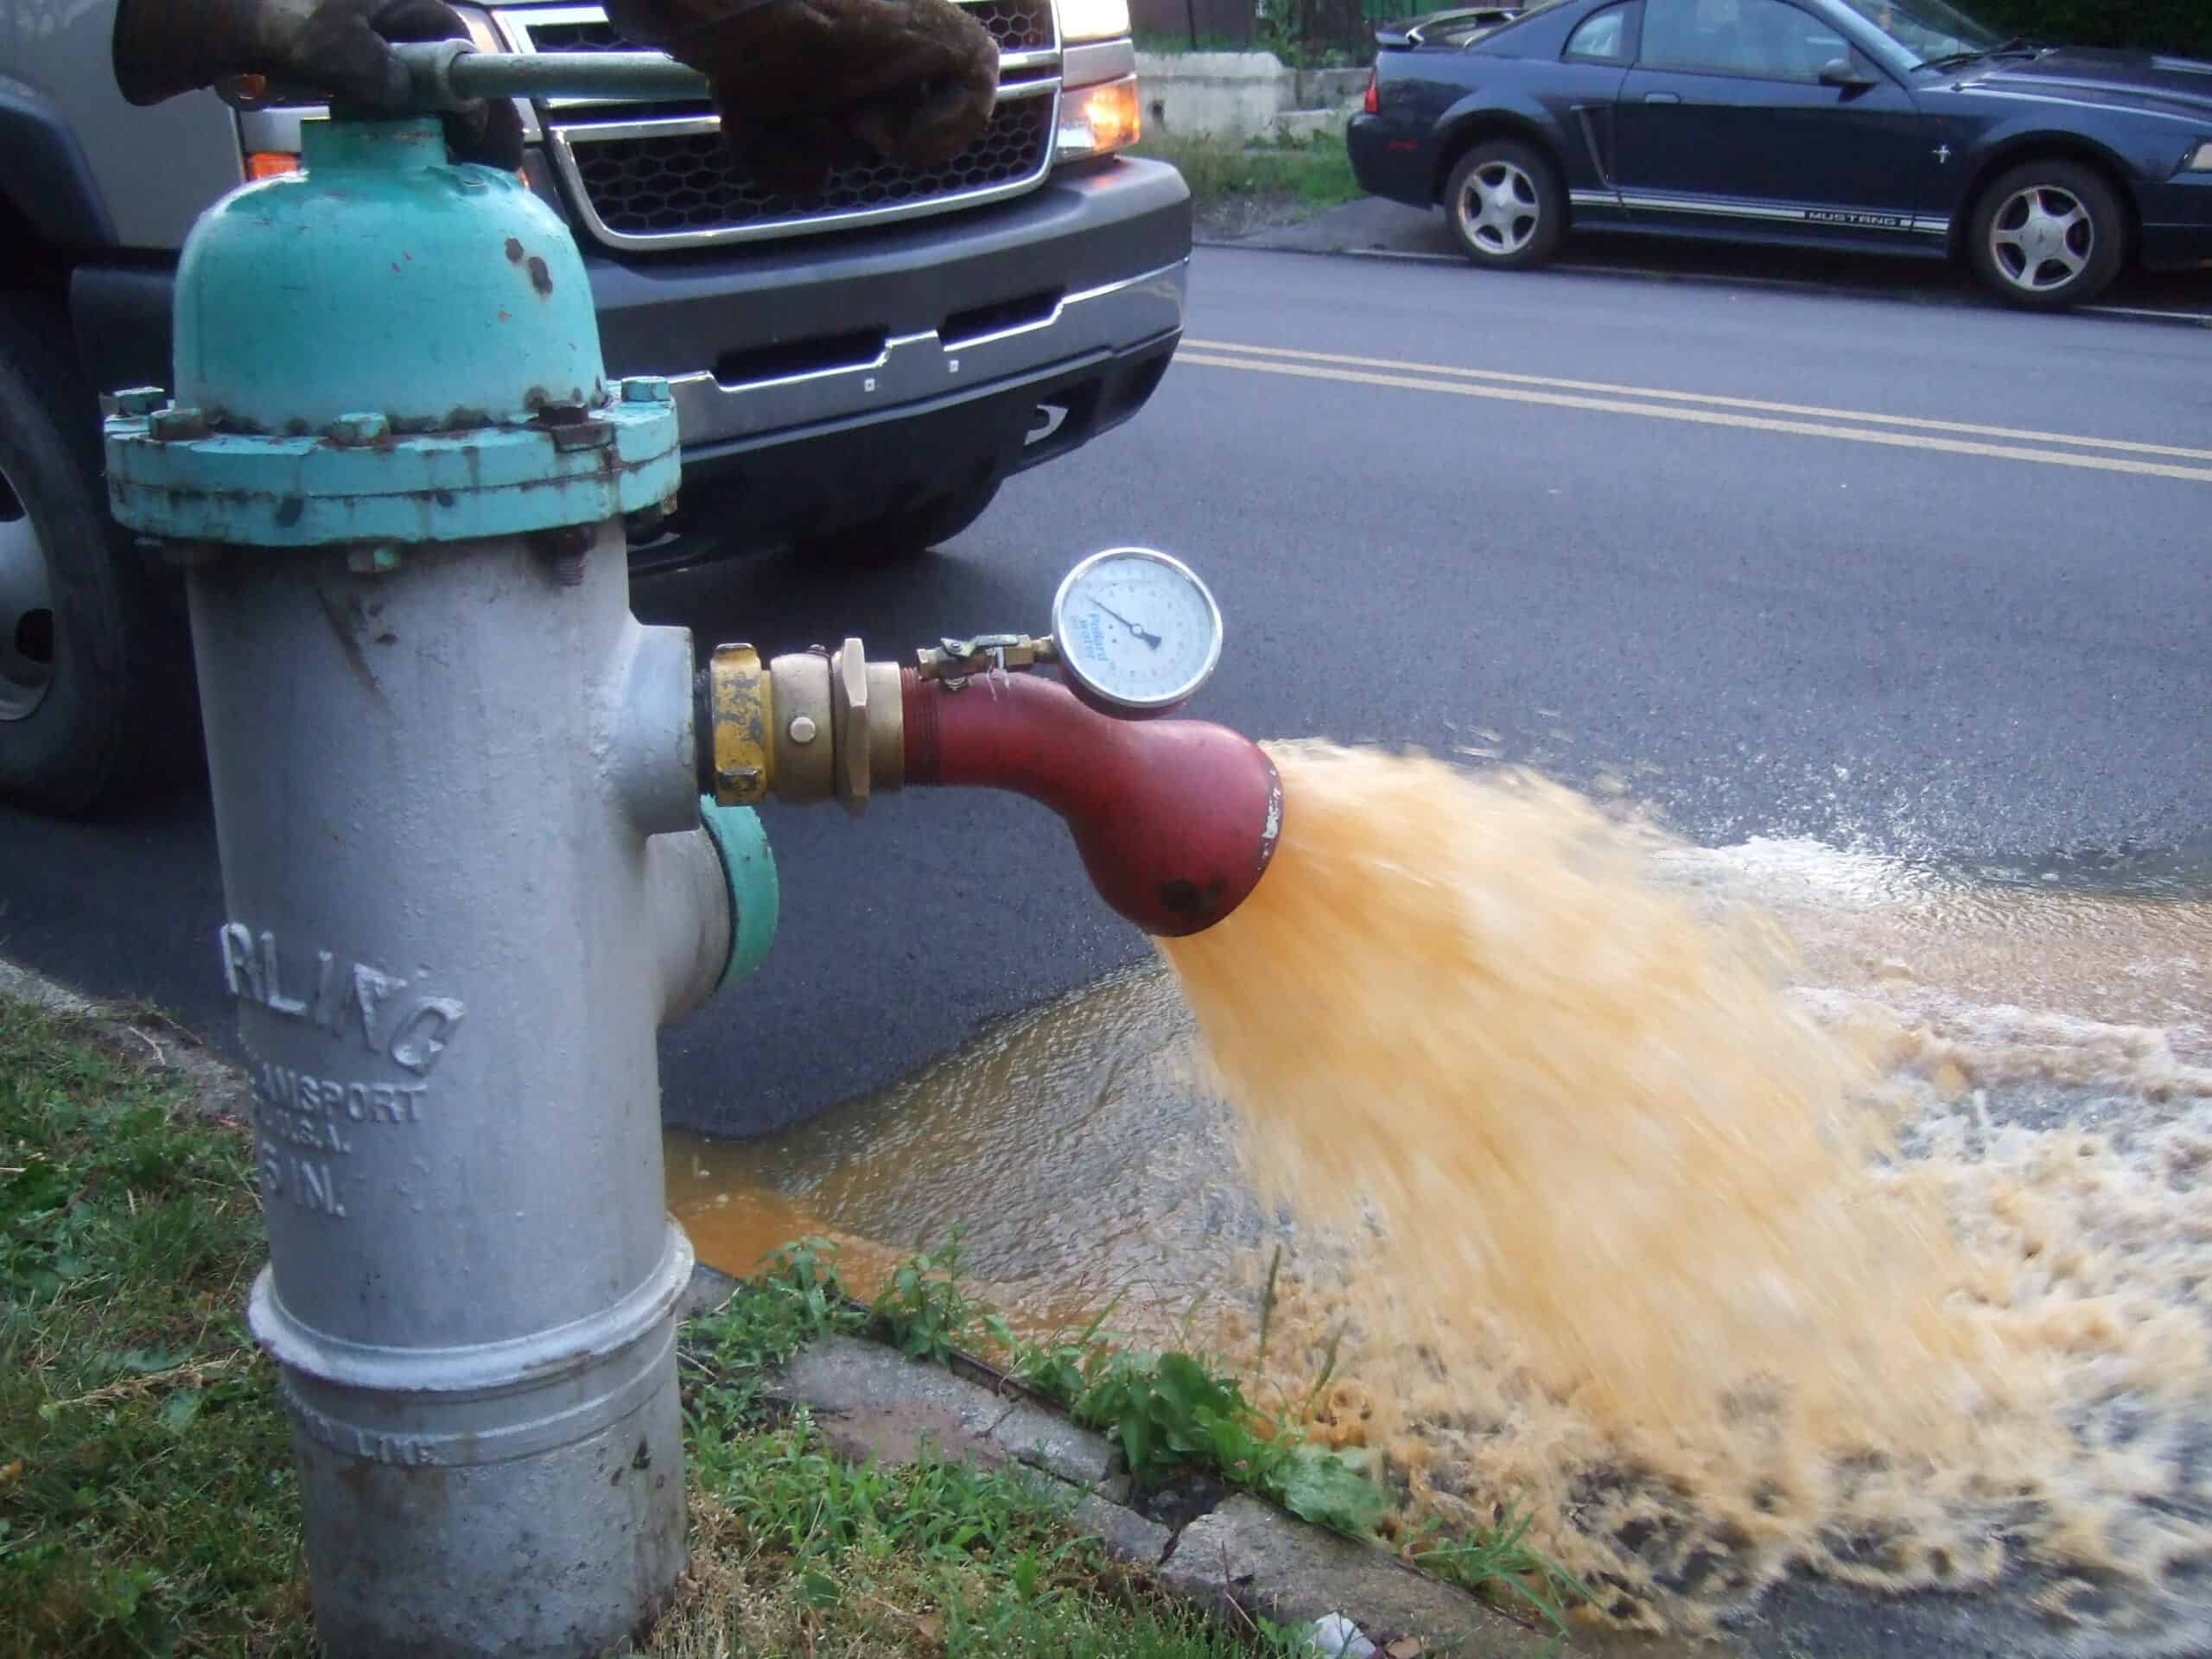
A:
[1639, 0, 1836, 79]
[1564, 2, 1635, 62]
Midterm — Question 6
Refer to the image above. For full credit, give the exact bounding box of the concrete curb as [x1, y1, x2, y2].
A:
[683, 1268, 1567, 1656]
[0, 955, 254, 1124]
[1189, 212, 2212, 327]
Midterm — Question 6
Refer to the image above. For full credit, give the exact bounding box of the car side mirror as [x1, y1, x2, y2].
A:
[1820, 56, 1877, 88]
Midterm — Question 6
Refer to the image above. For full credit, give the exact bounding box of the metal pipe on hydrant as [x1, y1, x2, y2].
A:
[899, 671, 1281, 935]
[701, 617, 1283, 938]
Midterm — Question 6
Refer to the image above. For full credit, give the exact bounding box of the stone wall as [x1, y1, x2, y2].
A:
[1135, 51, 1371, 142]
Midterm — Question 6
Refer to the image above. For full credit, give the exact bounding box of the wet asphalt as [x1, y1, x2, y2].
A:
[0, 243, 2205, 1134]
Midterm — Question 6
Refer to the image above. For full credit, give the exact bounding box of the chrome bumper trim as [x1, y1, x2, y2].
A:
[665, 257, 1189, 448]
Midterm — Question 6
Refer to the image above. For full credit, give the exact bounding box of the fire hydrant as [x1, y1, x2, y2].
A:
[102, 41, 1279, 1659]
[104, 105, 766, 1655]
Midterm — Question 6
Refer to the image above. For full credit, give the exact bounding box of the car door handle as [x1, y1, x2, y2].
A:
[1643, 90, 1681, 104]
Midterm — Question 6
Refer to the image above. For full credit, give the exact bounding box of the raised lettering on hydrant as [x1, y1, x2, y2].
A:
[219, 923, 466, 1076]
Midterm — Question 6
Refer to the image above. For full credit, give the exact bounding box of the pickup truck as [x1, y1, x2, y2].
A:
[0, 0, 1191, 813]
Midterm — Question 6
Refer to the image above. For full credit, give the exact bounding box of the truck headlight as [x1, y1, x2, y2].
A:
[1057, 76, 1141, 159]
[2188, 141, 2212, 171]
[1058, 0, 1131, 43]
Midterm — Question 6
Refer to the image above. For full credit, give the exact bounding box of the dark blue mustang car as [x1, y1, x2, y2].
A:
[1345, 0, 2212, 308]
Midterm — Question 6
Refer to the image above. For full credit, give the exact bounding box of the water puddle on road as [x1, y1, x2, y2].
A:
[666, 963, 1243, 1339]
[667, 745, 2211, 1653]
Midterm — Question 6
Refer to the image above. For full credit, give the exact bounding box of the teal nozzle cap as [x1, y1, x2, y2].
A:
[697, 798, 779, 993]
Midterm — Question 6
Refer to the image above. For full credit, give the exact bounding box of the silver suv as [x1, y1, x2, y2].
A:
[0, 0, 1190, 812]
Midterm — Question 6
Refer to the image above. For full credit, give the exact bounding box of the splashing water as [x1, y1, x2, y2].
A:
[1156, 743, 2212, 1638]
[669, 740, 2212, 1646]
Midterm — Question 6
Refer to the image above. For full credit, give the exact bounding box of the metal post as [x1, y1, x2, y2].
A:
[395, 38, 714, 107]
[105, 113, 776, 1656]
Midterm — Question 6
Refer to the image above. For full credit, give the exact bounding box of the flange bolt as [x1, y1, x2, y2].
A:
[100, 387, 168, 419]
[327, 412, 391, 446]
[148, 406, 209, 442]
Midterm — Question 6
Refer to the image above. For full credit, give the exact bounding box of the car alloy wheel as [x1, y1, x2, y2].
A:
[1458, 160, 1541, 258]
[0, 458, 55, 722]
[1987, 183, 2094, 296]
[1967, 159, 2125, 310]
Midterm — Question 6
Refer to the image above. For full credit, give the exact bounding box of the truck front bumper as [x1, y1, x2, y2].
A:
[582, 157, 1190, 449]
[666, 258, 1183, 456]
[581, 155, 1191, 554]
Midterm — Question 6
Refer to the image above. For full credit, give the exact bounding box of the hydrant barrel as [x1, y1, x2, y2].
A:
[106, 115, 729, 1656]
[208, 529, 697, 1653]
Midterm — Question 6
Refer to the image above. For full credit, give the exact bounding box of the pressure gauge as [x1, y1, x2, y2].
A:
[1050, 549, 1224, 716]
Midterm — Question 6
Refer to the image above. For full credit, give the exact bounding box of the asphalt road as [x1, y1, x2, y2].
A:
[3, 246, 2207, 1135]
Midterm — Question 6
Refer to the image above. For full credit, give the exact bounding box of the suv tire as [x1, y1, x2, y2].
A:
[0, 297, 188, 815]
[1967, 159, 2126, 310]
[1446, 141, 1567, 271]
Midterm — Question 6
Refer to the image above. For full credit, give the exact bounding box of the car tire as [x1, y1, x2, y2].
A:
[0, 296, 190, 816]
[1966, 159, 2126, 311]
[798, 478, 1003, 563]
[1445, 141, 1566, 271]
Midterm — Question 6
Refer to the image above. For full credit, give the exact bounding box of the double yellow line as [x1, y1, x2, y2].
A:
[1179, 339, 2212, 485]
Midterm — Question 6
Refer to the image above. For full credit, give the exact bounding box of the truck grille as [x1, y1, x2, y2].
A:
[956, 0, 1058, 54]
[498, 3, 1063, 251]
[566, 92, 1058, 240]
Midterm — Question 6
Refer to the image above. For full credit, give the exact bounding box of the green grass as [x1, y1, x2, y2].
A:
[0, 1001, 311, 1659]
[669, 1287, 1312, 1659]
[1, 998, 1584, 1655]
[1408, 1503, 1592, 1639]
[1131, 130, 1363, 216]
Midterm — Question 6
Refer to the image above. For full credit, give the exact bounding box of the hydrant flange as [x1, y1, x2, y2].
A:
[105, 406, 679, 548]
[102, 114, 676, 550]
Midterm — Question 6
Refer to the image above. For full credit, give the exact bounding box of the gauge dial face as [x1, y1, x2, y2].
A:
[1052, 550, 1224, 713]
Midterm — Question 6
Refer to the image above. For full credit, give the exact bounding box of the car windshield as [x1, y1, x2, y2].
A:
[1831, 0, 2004, 65]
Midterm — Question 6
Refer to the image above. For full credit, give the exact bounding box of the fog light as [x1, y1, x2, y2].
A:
[245, 151, 302, 179]
[2187, 140, 2212, 171]
[1058, 76, 1141, 160]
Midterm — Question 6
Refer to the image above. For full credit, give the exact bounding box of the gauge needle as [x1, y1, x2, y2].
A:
[1090, 599, 1161, 649]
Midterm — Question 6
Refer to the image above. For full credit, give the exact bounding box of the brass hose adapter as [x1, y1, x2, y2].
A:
[699, 639, 903, 816]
